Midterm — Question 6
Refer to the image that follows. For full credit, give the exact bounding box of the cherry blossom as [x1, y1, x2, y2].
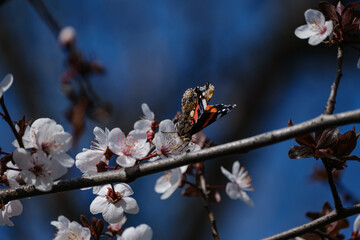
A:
[109, 128, 150, 167]
[153, 119, 200, 158]
[295, 9, 333, 46]
[90, 183, 139, 224]
[76, 126, 112, 175]
[13, 149, 67, 191]
[108, 215, 127, 234]
[0, 74, 13, 99]
[353, 214, 360, 236]
[134, 103, 155, 132]
[15, 118, 74, 168]
[51, 215, 91, 240]
[0, 200, 23, 226]
[221, 161, 254, 206]
[154, 166, 187, 200]
[117, 224, 153, 240]
[5, 162, 20, 188]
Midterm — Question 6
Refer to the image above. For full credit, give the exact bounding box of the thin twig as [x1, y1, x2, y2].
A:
[262, 203, 360, 240]
[26, 0, 61, 38]
[322, 159, 343, 211]
[1, 109, 360, 203]
[323, 45, 344, 115]
[322, 46, 345, 211]
[198, 170, 220, 240]
[0, 97, 24, 148]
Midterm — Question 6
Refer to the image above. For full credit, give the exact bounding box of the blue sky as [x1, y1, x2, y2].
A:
[0, 0, 360, 239]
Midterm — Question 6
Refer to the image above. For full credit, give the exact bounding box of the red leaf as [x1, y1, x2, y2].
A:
[342, 2, 360, 27]
[336, 129, 358, 156]
[288, 145, 315, 159]
[319, 1, 339, 23]
[316, 128, 339, 149]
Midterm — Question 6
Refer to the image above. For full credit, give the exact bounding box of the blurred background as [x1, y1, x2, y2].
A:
[0, 0, 360, 239]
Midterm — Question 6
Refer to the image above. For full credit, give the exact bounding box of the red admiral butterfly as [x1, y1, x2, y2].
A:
[175, 83, 236, 140]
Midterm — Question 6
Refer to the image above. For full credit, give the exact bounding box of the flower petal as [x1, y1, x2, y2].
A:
[114, 183, 134, 197]
[305, 9, 325, 25]
[220, 166, 235, 182]
[103, 203, 124, 224]
[120, 197, 139, 214]
[93, 127, 107, 148]
[52, 153, 74, 168]
[295, 24, 316, 39]
[90, 196, 109, 214]
[0, 74, 13, 98]
[142, 103, 155, 120]
[108, 128, 125, 154]
[308, 33, 328, 46]
[232, 161, 240, 175]
[116, 155, 136, 168]
[134, 120, 151, 132]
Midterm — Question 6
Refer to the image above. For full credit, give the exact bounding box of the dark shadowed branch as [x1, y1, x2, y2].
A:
[27, 0, 61, 38]
[198, 170, 220, 240]
[262, 203, 360, 240]
[323, 45, 344, 115]
[322, 45, 345, 211]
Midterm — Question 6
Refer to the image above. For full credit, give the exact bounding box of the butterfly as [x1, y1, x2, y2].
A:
[175, 82, 236, 140]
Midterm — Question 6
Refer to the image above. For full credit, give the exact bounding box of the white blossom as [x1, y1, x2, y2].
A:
[0, 200, 23, 226]
[0, 74, 13, 99]
[108, 215, 127, 233]
[14, 118, 74, 168]
[153, 119, 200, 158]
[13, 149, 67, 191]
[154, 167, 187, 200]
[354, 214, 360, 232]
[90, 184, 139, 224]
[134, 103, 155, 132]
[5, 162, 20, 188]
[109, 128, 150, 167]
[221, 161, 254, 206]
[295, 9, 333, 46]
[117, 224, 153, 240]
[51, 215, 91, 240]
[76, 126, 112, 175]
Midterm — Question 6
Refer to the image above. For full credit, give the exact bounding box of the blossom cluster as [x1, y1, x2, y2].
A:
[75, 101, 254, 226]
[0, 74, 254, 239]
[0, 75, 75, 228]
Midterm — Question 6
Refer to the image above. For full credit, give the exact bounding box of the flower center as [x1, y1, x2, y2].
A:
[312, 19, 327, 35]
[161, 145, 171, 157]
[30, 164, 45, 177]
[41, 142, 51, 155]
[106, 187, 122, 203]
[121, 146, 132, 156]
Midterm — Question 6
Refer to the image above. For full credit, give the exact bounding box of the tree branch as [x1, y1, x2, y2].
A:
[1, 109, 360, 203]
[322, 45, 345, 211]
[262, 203, 360, 240]
[323, 45, 344, 115]
[322, 159, 343, 211]
[0, 97, 24, 148]
[26, 0, 61, 38]
[198, 170, 220, 240]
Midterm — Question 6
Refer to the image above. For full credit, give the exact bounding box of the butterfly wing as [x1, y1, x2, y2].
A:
[189, 104, 236, 136]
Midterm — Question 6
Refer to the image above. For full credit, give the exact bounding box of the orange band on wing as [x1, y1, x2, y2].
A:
[202, 105, 217, 128]
[192, 99, 200, 123]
